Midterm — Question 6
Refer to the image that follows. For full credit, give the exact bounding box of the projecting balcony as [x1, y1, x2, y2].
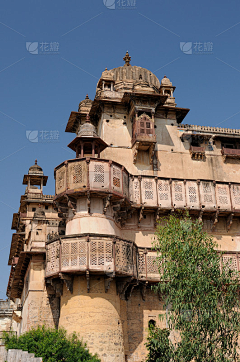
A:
[222, 147, 240, 160]
[55, 158, 129, 200]
[46, 236, 160, 282]
[131, 118, 156, 164]
[189, 145, 205, 160]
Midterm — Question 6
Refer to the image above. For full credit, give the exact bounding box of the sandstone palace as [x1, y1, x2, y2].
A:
[6, 52, 240, 362]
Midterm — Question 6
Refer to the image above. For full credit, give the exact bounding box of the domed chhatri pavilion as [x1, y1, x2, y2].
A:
[7, 52, 240, 362]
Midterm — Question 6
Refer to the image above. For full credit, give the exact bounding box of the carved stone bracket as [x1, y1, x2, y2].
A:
[126, 281, 139, 301]
[59, 273, 73, 294]
[103, 195, 112, 214]
[132, 142, 140, 164]
[212, 210, 219, 231]
[227, 213, 234, 232]
[104, 277, 113, 293]
[86, 270, 90, 293]
[138, 205, 145, 223]
[116, 277, 133, 300]
[66, 196, 76, 215]
[140, 282, 148, 301]
[198, 210, 204, 223]
[155, 207, 161, 227]
[47, 278, 63, 297]
[149, 144, 155, 165]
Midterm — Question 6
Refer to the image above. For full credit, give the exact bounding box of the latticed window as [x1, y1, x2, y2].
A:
[133, 115, 154, 138]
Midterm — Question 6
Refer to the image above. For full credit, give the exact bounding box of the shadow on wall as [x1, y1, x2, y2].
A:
[126, 285, 165, 361]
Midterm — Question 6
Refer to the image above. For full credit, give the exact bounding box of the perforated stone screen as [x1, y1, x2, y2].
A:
[231, 184, 240, 210]
[157, 179, 171, 208]
[141, 178, 157, 206]
[129, 177, 141, 204]
[46, 241, 60, 276]
[68, 160, 88, 190]
[61, 238, 87, 271]
[222, 254, 238, 272]
[89, 161, 109, 190]
[199, 181, 216, 210]
[55, 167, 66, 195]
[138, 252, 146, 279]
[186, 181, 200, 209]
[111, 164, 122, 193]
[115, 240, 133, 274]
[89, 238, 113, 272]
[172, 181, 186, 208]
[216, 184, 231, 211]
[146, 252, 160, 280]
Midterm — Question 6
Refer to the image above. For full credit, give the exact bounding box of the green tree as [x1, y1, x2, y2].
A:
[3, 325, 100, 362]
[145, 325, 172, 362]
[149, 213, 240, 362]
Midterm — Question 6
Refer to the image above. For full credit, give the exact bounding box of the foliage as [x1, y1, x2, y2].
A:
[3, 325, 100, 362]
[149, 212, 240, 362]
[145, 325, 172, 362]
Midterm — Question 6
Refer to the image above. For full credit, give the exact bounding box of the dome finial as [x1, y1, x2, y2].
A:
[85, 94, 89, 99]
[123, 51, 131, 66]
[86, 113, 90, 123]
[35, 159, 37, 165]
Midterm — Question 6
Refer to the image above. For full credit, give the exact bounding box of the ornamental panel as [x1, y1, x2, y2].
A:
[115, 240, 133, 274]
[111, 164, 122, 193]
[61, 238, 87, 271]
[215, 184, 231, 211]
[146, 251, 160, 280]
[172, 181, 186, 209]
[222, 254, 238, 272]
[186, 181, 200, 209]
[68, 160, 88, 189]
[199, 181, 216, 210]
[89, 161, 109, 190]
[129, 177, 141, 204]
[89, 238, 114, 272]
[46, 241, 60, 276]
[55, 167, 66, 194]
[141, 178, 157, 206]
[157, 179, 171, 208]
[231, 184, 240, 211]
[138, 252, 146, 279]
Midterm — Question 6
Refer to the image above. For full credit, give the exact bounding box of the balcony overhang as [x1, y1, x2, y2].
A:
[8, 233, 25, 265]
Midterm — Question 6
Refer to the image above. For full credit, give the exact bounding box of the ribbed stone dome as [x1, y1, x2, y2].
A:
[112, 65, 160, 88]
[78, 94, 93, 112]
[28, 160, 43, 175]
[77, 115, 98, 137]
[97, 52, 160, 94]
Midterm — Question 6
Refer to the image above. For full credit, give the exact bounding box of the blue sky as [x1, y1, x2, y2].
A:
[0, 0, 240, 297]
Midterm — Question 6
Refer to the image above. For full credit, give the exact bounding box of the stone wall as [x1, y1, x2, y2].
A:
[4, 349, 42, 362]
[58, 275, 166, 362]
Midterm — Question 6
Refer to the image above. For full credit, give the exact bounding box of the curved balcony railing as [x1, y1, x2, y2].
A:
[54, 157, 240, 212]
[46, 235, 160, 281]
[46, 236, 240, 282]
[55, 158, 129, 199]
